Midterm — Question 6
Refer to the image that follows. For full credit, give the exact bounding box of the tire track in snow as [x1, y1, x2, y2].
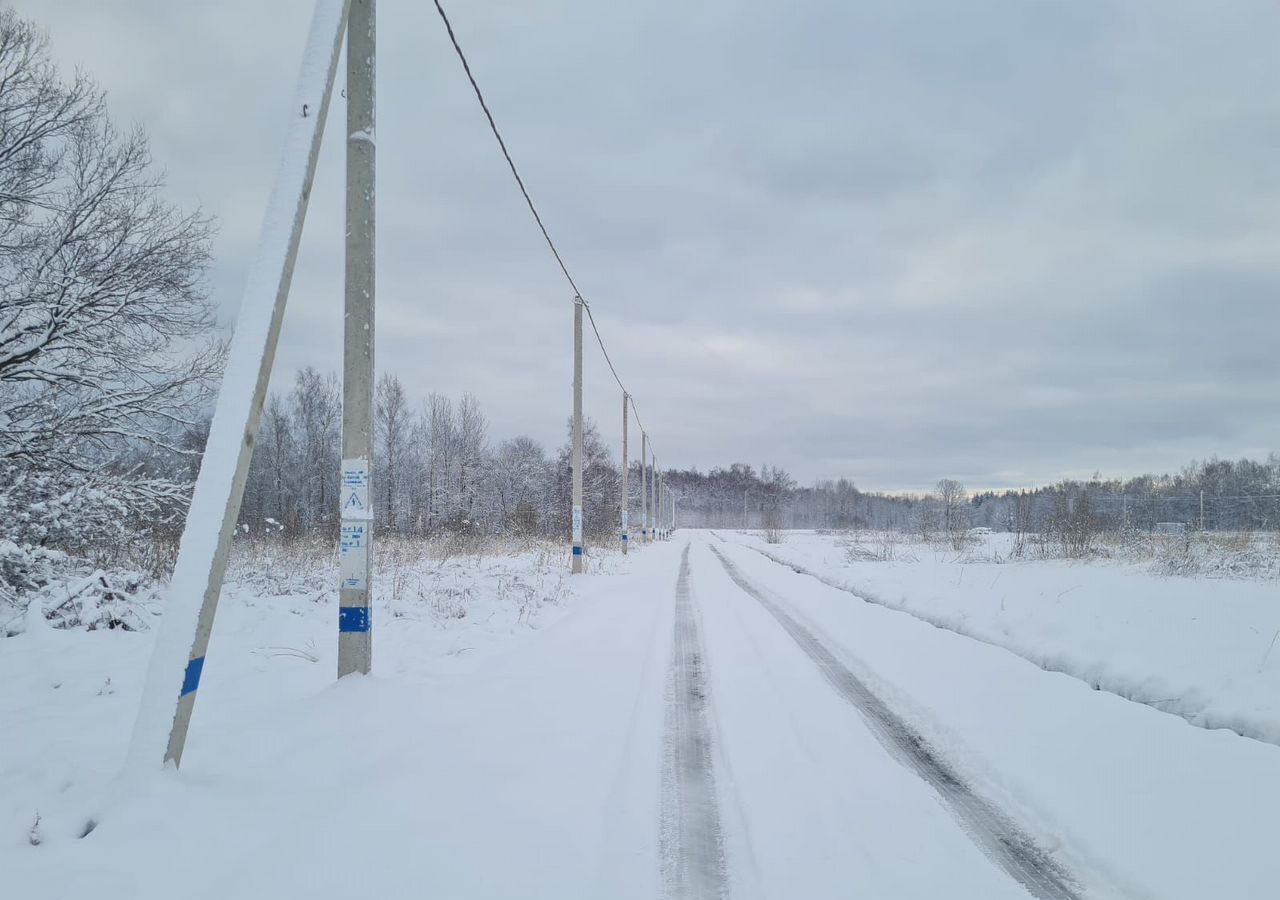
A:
[708, 543, 1086, 900]
[661, 544, 730, 900]
[725, 534, 1272, 747]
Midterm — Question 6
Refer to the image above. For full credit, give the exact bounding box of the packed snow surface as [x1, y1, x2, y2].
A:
[6, 532, 1280, 898]
[722, 529, 1280, 745]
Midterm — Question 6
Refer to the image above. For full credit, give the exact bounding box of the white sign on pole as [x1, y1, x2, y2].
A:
[339, 522, 368, 589]
[340, 457, 371, 520]
[572, 504, 583, 543]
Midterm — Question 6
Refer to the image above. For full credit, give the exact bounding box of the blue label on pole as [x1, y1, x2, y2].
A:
[180, 656, 205, 696]
[572, 546, 583, 556]
[339, 606, 371, 633]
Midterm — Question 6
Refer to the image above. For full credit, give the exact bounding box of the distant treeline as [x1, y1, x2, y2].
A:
[665, 458, 1280, 534]
[240, 371, 1280, 541]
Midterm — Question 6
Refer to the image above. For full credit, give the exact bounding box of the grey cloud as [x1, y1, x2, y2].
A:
[16, 0, 1280, 490]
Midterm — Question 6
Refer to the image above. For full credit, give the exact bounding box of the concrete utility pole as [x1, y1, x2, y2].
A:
[571, 296, 584, 572]
[1200, 490, 1206, 531]
[621, 393, 629, 553]
[640, 432, 648, 542]
[338, 0, 376, 678]
[657, 477, 663, 540]
[659, 483, 664, 539]
[650, 450, 658, 541]
[659, 475, 666, 539]
[647, 453, 654, 541]
[128, 0, 352, 770]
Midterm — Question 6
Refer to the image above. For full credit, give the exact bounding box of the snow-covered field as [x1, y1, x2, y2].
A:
[2, 539, 589, 868]
[720, 529, 1280, 745]
[7, 531, 1280, 899]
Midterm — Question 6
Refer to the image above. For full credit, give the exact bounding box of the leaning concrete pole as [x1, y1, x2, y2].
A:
[640, 432, 648, 542]
[127, 0, 352, 770]
[338, 0, 375, 678]
[571, 296, 585, 572]
[621, 393, 630, 554]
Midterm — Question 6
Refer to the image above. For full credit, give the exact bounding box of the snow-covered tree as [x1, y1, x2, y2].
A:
[555, 417, 620, 541]
[291, 368, 341, 535]
[491, 436, 553, 535]
[0, 9, 216, 583]
[375, 373, 411, 533]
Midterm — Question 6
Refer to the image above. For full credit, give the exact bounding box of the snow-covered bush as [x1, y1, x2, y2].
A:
[0, 467, 130, 549]
[37, 571, 154, 632]
[2, 557, 155, 637]
[0, 463, 178, 629]
[1147, 532, 1280, 580]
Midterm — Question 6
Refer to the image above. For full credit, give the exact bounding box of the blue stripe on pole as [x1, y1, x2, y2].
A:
[622, 534, 629, 541]
[180, 656, 205, 696]
[339, 606, 371, 633]
[572, 546, 583, 556]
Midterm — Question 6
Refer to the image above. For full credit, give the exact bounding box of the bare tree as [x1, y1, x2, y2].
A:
[422, 393, 455, 533]
[375, 373, 410, 533]
[492, 436, 551, 535]
[935, 479, 969, 549]
[455, 393, 488, 529]
[291, 368, 341, 535]
[0, 10, 216, 559]
[254, 393, 299, 533]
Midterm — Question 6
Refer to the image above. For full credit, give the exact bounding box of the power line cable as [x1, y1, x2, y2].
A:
[430, 0, 660, 460]
[430, 0, 581, 300]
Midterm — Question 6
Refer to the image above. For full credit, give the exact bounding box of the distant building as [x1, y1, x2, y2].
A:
[1155, 522, 1188, 535]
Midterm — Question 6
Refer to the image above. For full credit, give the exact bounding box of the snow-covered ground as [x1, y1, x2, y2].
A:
[699, 536, 1280, 899]
[7, 532, 1280, 898]
[2, 539, 590, 879]
[721, 529, 1280, 746]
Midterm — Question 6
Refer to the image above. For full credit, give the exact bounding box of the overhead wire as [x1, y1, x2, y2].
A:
[430, 0, 661, 458]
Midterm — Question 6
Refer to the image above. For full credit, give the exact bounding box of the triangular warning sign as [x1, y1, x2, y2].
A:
[344, 491, 364, 511]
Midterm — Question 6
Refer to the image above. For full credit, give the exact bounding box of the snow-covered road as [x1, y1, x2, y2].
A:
[10, 532, 1280, 898]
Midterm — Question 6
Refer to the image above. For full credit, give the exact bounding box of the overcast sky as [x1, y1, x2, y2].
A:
[17, 0, 1280, 491]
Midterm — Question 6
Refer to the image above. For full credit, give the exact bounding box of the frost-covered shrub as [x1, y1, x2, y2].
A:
[0, 466, 160, 626]
[0, 468, 130, 550]
[0, 539, 75, 634]
[0, 540, 66, 596]
[1148, 532, 1280, 580]
[224, 534, 334, 597]
[2, 560, 154, 636]
[39, 571, 154, 631]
